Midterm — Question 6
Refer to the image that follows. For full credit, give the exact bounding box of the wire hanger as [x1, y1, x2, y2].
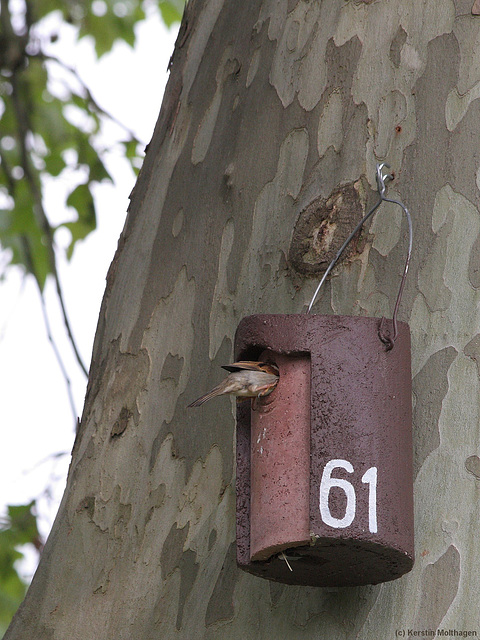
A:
[306, 163, 413, 350]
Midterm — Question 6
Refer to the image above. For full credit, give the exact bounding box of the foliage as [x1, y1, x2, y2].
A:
[159, 0, 185, 27]
[0, 502, 42, 637]
[0, 0, 184, 288]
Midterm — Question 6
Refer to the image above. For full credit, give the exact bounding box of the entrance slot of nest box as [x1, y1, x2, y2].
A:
[250, 352, 311, 561]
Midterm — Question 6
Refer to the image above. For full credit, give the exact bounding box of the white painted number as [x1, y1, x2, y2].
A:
[319, 459, 356, 528]
[319, 459, 378, 533]
[361, 465, 378, 534]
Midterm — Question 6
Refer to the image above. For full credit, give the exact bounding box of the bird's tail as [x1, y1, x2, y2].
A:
[187, 385, 224, 407]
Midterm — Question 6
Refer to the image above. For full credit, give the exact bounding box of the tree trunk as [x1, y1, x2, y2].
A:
[7, 0, 480, 637]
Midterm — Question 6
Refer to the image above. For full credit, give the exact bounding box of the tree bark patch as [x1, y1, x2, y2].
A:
[288, 180, 369, 276]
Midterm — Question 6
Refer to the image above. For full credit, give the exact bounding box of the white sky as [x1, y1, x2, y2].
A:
[0, 7, 179, 579]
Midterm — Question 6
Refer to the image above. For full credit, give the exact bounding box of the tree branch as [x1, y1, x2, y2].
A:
[19, 236, 79, 425]
[10, 67, 89, 377]
[36, 51, 145, 146]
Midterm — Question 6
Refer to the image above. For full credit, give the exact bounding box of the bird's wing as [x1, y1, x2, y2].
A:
[221, 361, 279, 375]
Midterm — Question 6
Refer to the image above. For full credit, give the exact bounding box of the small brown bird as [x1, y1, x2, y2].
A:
[187, 361, 279, 408]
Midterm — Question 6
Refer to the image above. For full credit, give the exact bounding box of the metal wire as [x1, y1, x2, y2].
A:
[306, 163, 413, 350]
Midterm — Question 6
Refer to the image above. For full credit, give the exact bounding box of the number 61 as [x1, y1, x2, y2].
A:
[319, 459, 378, 533]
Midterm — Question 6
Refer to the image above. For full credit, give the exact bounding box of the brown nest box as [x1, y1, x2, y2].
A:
[235, 313, 414, 587]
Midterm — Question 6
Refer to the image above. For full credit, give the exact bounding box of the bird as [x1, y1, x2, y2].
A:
[187, 361, 279, 408]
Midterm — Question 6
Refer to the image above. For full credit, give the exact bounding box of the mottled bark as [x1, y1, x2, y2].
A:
[6, 0, 480, 637]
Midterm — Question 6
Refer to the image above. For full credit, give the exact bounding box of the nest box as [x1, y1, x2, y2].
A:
[235, 313, 414, 587]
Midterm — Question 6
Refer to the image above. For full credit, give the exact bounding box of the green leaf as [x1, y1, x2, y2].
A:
[75, 135, 111, 182]
[5, 504, 40, 548]
[0, 180, 51, 289]
[43, 150, 67, 177]
[66, 182, 95, 221]
[159, 0, 185, 27]
[0, 502, 42, 633]
[121, 139, 143, 174]
[63, 219, 95, 259]
[65, 182, 97, 258]
[78, 1, 146, 57]
[32, 0, 65, 21]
